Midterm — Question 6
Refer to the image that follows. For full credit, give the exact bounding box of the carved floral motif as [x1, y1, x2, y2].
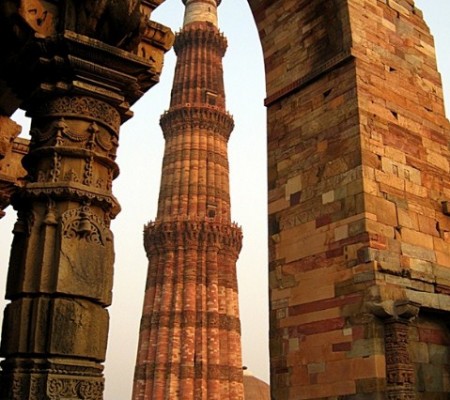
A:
[62, 206, 109, 246]
[1, 374, 104, 400]
[31, 97, 121, 134]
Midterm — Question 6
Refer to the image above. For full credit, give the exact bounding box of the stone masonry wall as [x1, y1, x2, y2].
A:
[249, 0, 450, 398]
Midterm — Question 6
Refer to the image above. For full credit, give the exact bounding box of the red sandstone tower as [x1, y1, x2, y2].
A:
[132, 0, 244, 398]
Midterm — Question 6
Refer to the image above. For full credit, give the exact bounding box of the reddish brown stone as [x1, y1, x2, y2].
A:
[132, 2, 244, 399]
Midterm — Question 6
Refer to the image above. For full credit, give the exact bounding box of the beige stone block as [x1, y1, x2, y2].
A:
[426, 151, 449, 172]
[397, 208, 419, 230]
[322, 190, 335, 204]
[404, 165, 422, 185]
[405, 290, 440, 310]
[433, 265, 450, 281]
[279, 230, 330, 263]
[269, 197, 290, 214]
[437, 294, 450, 312]
[363, 179, 381, 196]
[307, 362, 325, 374]
[433, 237, 450, 254]
[289, 338, 300, 352]
[286, 175, 302, 199]
[335, 225, 349, 241]
[384, 146, 406, 164]
[401, 242, 436, 262]
[290, 279, 335, 305]
[435, 250, 450, 268]
[347, 338, 384, 359]
[409, 342, 429, 363]
[418, 214, 439, 236]
[364, 194, 397, 226]
[366, 219, 395, 238]
[401, 227, 434, 249]
[374, 169, 405, 191]
[405, 181, 427, 197]
[381, 18, 395, 32]
[318, 356, 385, 384]
[409, 258, 434, 276]
[292, 380, 356, 400]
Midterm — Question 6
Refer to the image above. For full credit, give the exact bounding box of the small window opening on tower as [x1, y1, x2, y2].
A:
[207, 203, 217, 218]
[205, 90, 218, 106]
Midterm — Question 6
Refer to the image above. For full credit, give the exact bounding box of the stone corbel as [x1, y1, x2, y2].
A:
[368, 299, 420, 322]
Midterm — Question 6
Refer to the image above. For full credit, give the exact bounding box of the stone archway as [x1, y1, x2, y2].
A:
[248, 0, 450, 398]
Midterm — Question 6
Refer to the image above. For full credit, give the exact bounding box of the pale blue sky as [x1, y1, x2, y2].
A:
[0, 2, 448, 399]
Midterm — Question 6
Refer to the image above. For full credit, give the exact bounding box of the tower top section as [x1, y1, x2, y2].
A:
[182, 0, 221, 28]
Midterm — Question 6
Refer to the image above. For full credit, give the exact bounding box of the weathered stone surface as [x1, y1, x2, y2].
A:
[0, 133, 27, 219]
[249, 0, 450, 398]
[0, 1, 174, 398]
[0, 116, 21, 160]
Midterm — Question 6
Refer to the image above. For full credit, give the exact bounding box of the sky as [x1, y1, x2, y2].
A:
[0, 1, 449, 399]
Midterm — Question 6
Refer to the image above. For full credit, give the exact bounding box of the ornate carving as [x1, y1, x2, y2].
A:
[47, 378, 70, 399]
[144, 218, 242, 255]
[43, 199, 58, 225]
[30, 114, 118, 156]
[64, 169, 80, 183]
[30, 375, 45, 399]
[87, 122, 99, 151]
[76, 380, 104, 400]
[160, 106, 234, 140]
[12, 375, 28, 400]
[62, 206, 109, 246]
[0, 370, 105, 400]
[368, 300, 419, 398]
[49, 152, 62, 183]
[383, 310, 418, 399]
[31, 97, 121, 134]
[18, 185, 119, 217]
[174, 27, 228, 57]
[47, 377, 102, 399]
[83, 155, 94, 186]
[95, 178, 104, 189]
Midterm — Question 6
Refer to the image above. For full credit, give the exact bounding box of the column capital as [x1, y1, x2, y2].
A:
[368, 300, 421, 322]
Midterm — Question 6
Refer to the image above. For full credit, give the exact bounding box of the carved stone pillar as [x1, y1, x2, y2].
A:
[0, 23, 173, 399]
[384, 318, 416, 400]
[370, 300, 420, 400]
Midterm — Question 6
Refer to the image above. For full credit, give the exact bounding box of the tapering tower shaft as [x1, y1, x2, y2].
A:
[133, 1, 244, 399]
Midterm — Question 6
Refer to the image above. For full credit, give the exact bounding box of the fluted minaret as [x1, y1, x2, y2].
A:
[132, 0, 244, 399]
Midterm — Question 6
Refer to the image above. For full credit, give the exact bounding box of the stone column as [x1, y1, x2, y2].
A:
[0, 26, 173, 399]
[370, 300, 420, 400]
[384, 319, 416, 400]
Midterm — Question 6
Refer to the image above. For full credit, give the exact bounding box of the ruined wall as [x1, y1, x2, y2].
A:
[0, 117, 26, 218]
[249, 0, 450, 398]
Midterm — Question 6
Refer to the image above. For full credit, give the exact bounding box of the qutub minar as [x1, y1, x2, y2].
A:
[132, 0, 244, 399]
